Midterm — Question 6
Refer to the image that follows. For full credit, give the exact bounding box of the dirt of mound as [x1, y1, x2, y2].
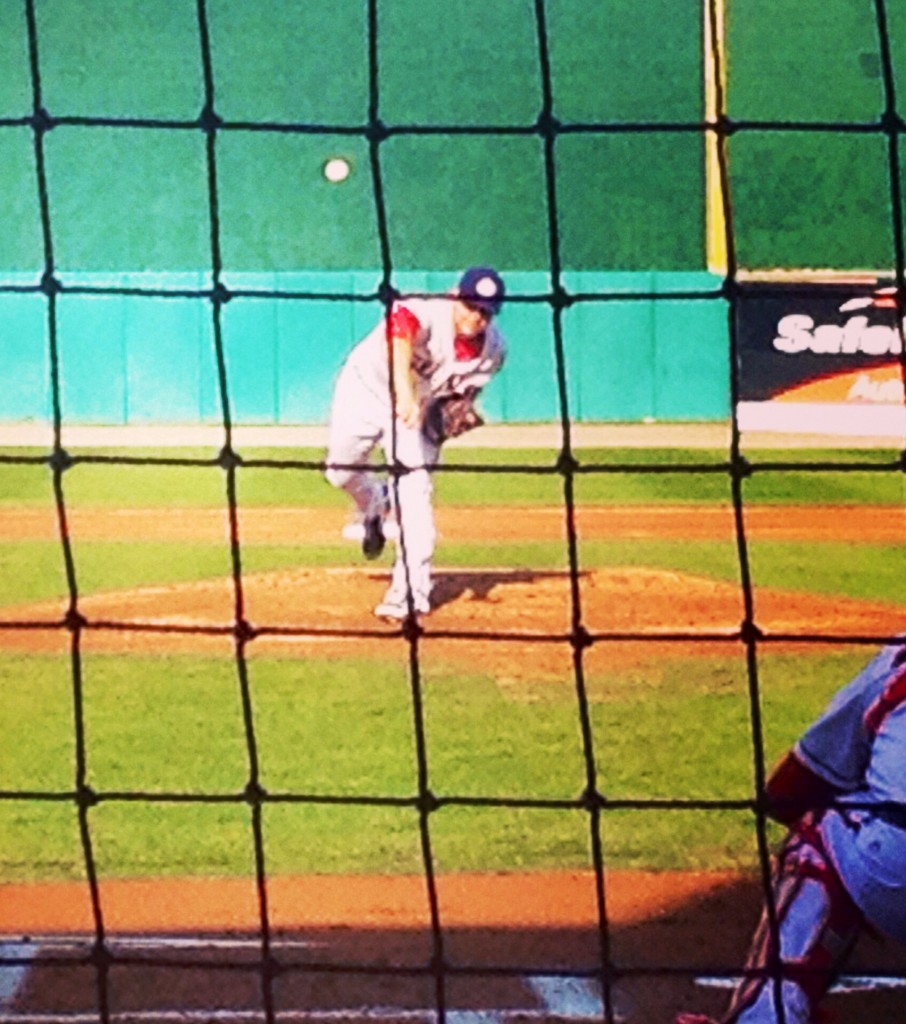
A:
[1, 560, 903, 676]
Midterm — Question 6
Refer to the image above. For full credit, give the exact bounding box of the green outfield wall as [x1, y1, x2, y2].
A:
[0, 271, 727, 425]
[3, 1, 902, 427]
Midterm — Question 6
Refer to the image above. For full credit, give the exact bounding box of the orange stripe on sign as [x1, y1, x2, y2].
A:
[776, 365, 905, 403]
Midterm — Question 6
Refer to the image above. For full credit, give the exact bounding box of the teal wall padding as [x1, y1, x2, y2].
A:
[564, 273, 657, 422]
[0, 271, 728, 426]
[652, 273, 730, 420]
[0, 289, 48, 420]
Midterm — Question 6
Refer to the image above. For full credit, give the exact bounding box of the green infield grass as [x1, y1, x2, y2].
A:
[0, 538, 902, 609]
[0, 647, 866, 882]
[0, 445, 901, 612]
[1, 446, 903, 508]
[0, 444, 902, 605]
[0, 445, 901, 883]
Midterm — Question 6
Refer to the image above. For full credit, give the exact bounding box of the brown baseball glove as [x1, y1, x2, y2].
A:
[422, 391, 484, 446]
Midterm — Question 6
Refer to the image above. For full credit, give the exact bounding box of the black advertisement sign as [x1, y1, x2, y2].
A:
[737, 280, 905, 405]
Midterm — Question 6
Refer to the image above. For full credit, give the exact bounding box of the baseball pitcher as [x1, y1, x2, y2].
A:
[325, 267, 506, 620]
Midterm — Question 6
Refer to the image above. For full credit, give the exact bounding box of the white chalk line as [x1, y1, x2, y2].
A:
[0, 936, 323, 954]
[0, 943, 37, 1011]
[528, 976, 628, 1023]
[0, 1013, 574, 1024]
[696, 973, 906, 994]
[0, 938, 606, 1023]
[0, 1007, 603, 1024]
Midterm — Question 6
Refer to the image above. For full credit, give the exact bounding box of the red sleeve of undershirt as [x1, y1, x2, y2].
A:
[763, 749, 841, 826]
[385, 305, 422, 341]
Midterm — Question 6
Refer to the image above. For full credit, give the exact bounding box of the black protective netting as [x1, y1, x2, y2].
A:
[0, 1, 905, 1022]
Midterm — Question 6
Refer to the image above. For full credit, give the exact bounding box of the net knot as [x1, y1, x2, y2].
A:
[535, 111, 562, 137]
[366, 119, 390, 143]
[740, 619, 764, 645]
[30, 107, 54, 134]
[217, 445, 242, 471]
[211, 282, 232, 306]
[40, 271, 62, 296]
[48, 446, 73, 473]
[580, 786, 606, 812]
[401, 613, 425, 642]
[571, 625, 593, 652]
[377, 281, 399, 307]
[64, 607, 87, 633]
[428, 952, 448, 977]
[880, 109, 906, 136]
[555, 450, 579, 476]
[88, 940, 112, 970]
[730, 452, 753, 480]
[76, 784, 99, 808]
[199, 104, 223, 134]
[234, 618, 257, 644]
[717, 113, 737, 137]
[417, 790, 439, 815]
[262, 952, 283, 980]
[244, 780, 267, 805]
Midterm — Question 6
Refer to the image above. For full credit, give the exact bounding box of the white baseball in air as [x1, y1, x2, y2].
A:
[323, 157, 351, 183]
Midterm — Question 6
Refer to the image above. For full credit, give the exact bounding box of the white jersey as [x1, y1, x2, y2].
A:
[796, 638, 906, 809]
[798, 638, 906, 942]
[344, 296, 506, 407]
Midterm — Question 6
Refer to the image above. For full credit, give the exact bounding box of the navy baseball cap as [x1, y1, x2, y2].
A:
[458, 266, 505, 316]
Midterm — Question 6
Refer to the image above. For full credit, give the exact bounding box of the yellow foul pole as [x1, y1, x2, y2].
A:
[704, 0, 728, 274]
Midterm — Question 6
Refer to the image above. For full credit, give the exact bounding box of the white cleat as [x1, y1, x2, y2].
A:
[374, 597, 431, 621]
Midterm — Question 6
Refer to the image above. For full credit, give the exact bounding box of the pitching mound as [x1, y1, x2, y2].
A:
[1, 562, 901, 678]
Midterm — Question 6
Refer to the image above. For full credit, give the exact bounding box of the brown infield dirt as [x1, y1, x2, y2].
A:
[1, 503, 905, 1021]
